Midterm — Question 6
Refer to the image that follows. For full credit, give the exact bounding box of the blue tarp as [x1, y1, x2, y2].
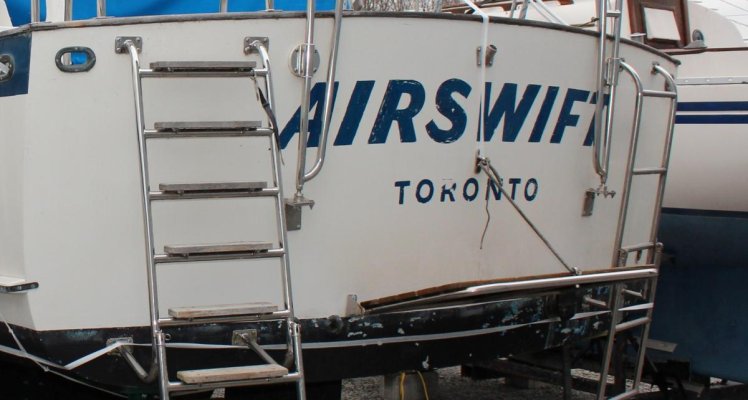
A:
[6, 0, 335, 26]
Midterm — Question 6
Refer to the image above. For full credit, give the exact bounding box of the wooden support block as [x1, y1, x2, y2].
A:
[177, 364, 288, 384]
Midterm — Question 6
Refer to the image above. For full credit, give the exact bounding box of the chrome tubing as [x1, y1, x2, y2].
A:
[270, 133, 294, 318]
[123, 39, 166, 392]
[646, 64, 677, 262]
[220, 0, 228, 12]
[30, 0, 40, 22]
[97, 0, 106, 17]
[595, 282, 623, 400]
[253, 41, 276, 115]
[303, 0, 344, 183]
[366, 267, 658, 313]
[64, 0, 73, 21]
[601, 0, 625, 178]
[295, 0, 316, 196]
[632, 245, 662, 389]
[120, 345, 159, 382]
[611, 61, 644, 267]
[592, 0, 609, 182]
[291, 321, 307, 400]
[509, 0, 518, 18]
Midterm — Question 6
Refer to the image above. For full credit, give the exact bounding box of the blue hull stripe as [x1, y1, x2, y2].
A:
[677, 101, 748, 112]
[675, 102, 748, 125]
[662, 207, 748, 219]
[675, 114, 748, 124]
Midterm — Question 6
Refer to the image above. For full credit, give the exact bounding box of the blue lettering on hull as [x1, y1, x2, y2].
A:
[280, 79, 601, 149]
[395, 177, 540, 205]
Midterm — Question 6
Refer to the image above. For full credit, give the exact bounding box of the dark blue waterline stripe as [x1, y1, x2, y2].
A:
[677, 101, 748, 112]
[675, 114, 748, 124]
[662, 207, 748, 219]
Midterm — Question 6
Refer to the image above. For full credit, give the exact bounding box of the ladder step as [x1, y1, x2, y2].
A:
[169, 302, 279, 319]
[147, 121, 270, 139]
[150, 61, 257, 73]
[168, 372, 302, 393]
[619, 242, 656, 253]
[159, 309, 291, 326]
[159, 182, 268, 194]
[145, 121, 272, 138]
[164, 241, 273, 256]
[150, 187, 279, 201]
[615, 316, 650, 333]
[154, 247, 284, 263]
[642, 89, 677, 99]
[154, 120, 262, 132]
[177, 364, 288, 384]
[632, 167, 667, 175]
[608, 388, 641, 400]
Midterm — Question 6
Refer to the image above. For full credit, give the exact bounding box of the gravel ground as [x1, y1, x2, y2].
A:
[341, 367, 597, 400]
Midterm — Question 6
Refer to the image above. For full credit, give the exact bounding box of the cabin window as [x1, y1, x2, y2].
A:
[643, 7, 681, 41]
[627, 0, 690, 48]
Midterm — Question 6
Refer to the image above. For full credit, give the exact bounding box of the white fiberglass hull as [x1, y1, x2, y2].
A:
[0, 13, 675, 332]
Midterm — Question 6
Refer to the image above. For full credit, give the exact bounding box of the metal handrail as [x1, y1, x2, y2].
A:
[294, 0, 317, 197]
[97, 0, 106, 17]
[31, 0, 40, 22]
[64, 0, 73, 21]
[293, 0, 345, 199]
[60, 0, 106, 20]
[592, 0, 610, 183]
[303, 0, 344, 182]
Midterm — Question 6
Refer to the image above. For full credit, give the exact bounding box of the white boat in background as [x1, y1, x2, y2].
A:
[647, 0, 748, 386]
[0, 0, 678, 398]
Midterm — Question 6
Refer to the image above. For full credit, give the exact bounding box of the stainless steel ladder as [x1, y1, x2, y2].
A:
[116, 37, 306, 400]
[595, 62, 677, 400]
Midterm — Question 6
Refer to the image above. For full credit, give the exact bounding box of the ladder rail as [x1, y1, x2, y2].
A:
[254, 37, 307, 398]
[269, 91, 308, 400]
[645, 65, 677, 264]
[631, 245, 662, 389]
[596, 246, 662, 399]
[122, 39, 167, 392]
[595, 282, 624, 400]
[613, 62, 677, 267]
[610, 60, 645, 268]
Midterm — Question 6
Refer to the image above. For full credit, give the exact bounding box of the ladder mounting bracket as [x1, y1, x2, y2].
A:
[114, 36, 142, 54]
[106, 337, 134, 356]
[244, 37, 269, 55]
[289, 44, 319, 77]
[285, 196, 315, 231]
[232, 329, 259, 347]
